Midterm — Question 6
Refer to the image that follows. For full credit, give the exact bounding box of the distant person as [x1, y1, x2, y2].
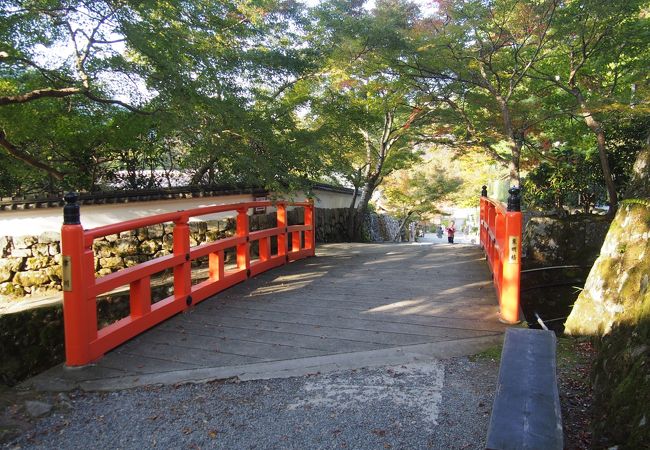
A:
[446, 221, 456, 244]
[436, 225, 443, 239]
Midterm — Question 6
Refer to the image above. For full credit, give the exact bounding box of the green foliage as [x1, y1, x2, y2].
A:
[522, 112, 648, 211]
[382, 164, 461, 220]
[0, 0, 648, 206]
[0, 0, 324, 195]
[522, 147, 606, 212]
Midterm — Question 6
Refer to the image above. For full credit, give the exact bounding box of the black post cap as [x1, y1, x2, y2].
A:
[481, 185, 488, 197]
[507, 186, 521, 212]
[63, 192, 80, 224]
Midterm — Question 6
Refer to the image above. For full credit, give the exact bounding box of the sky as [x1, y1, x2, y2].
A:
[32, 0, 439, 106]
[300, 0, 438, 16]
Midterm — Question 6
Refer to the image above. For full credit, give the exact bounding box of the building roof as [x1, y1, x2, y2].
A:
[0, 182, 354, 212]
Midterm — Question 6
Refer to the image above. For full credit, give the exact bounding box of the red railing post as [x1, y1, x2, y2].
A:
[480, 186, 487, 251]
[208, 251, 224, 281]
[276, 203, 287, 261]
[61, 193, 97, 366]
[60, 198, 316, 366]
[489, 203, 496, 268]
[292, 228, 301, 253]
[259, 237, 270, 261]
[500, 187, 522, 323]
[479, 186, 522, 324]
[236, 207, 250, 275]
[130, 277, 151, 317]
[305, 200, 315, 256]
[173, 215, 192, 306]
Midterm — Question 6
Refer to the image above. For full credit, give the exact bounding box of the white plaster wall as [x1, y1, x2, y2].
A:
[283, 189, 354, 209]
[0, 194, 255, 237]
[0, 187, 356, 237]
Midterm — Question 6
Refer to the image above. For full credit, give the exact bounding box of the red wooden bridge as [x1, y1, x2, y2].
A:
[28, 189, 522, 390]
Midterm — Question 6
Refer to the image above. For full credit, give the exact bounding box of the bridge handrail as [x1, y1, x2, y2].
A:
[60, 193, 315, 366]
[479, 186, 522, 324]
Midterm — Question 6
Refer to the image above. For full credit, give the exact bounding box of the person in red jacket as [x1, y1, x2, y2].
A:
[446, 221, 456, 244]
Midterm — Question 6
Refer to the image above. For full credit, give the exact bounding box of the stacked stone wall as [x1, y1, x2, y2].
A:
[522, 214, 611, 268]
[0, 233, 62, 297]
[0, 207, 354, 298]
[315, 207, 355, 243]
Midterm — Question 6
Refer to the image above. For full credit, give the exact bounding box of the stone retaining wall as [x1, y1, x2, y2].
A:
[0, 208, 353, 298]
[522, 214, 612, 268]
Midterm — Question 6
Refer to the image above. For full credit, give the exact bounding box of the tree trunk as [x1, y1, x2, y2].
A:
[349, 111, 397, 241]
[506, 137, 522, 187]
[191, 153, 220, 185]
[574, 91, 618, 213]
[496, 96, 521, 186]
[346, 184, 360, 241]
[0, 130, 64, 180]
[352, 180, 376, 241]
[393, 211, 414, 241]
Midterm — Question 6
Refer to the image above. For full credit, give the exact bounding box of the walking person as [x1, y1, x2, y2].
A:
[446, 221, 456, 244]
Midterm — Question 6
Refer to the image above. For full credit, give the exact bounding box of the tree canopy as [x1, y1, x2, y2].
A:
[1, 0, 648, 215]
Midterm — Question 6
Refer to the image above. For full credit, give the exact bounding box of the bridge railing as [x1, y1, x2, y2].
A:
[60, 193, 315, 366]
[479, 186, 522, 324]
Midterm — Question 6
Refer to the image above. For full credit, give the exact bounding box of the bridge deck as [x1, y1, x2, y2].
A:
[29, 241, 506, 391]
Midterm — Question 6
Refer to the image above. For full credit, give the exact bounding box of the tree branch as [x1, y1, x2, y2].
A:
[0, 87, 81, 105]
[82, 91, 154, 114]
[0, 130, 65, 180]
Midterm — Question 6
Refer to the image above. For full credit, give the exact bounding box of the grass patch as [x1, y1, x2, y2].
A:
[468, 344, 502, 362]
[556, 336, 592, 381]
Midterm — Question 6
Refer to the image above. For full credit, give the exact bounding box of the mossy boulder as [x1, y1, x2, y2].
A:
[148, 224, 164, 239]
[31, 243, 51, 257]
[45, 265, 62, 282]
[123, 255, 148, 267]
[135, 227, 148, 241]
[104, 233, 119, 243]
[565, 147, 650, 448]
[565, 206, 650, 337]
[13, 235, 36, 249]
[162, 233, 174, 252]
[0, 236, 12, 257]
[37, 232, 60, 244]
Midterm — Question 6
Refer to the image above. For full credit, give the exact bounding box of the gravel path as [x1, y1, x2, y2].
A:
[2, 356, 498, 450]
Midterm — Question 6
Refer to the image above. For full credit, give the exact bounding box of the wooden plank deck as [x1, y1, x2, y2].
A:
[28, 241, 506, 390]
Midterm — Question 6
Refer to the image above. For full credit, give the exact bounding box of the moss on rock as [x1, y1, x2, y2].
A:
[564, 147, 650, 447]
[565, 203, 650, 337]
[0, 305, 65, 386]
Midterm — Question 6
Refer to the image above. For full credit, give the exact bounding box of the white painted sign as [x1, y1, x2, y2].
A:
[509, 236, 519, 262]
[254, 196, 266, 214]
[62, 256, 72, 291]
